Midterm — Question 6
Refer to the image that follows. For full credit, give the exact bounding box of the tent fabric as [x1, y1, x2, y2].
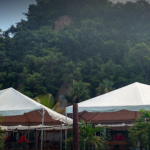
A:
[95, 123, 133, 131]
[66, 82, 150, 113]
[95, 123, 132, 127]
[1, 110, 65, 126]
[78, 110, 139, 123]
[0, 88, 41, 116]
[0, 125, 72, 131]
[0, 88, 73, 125]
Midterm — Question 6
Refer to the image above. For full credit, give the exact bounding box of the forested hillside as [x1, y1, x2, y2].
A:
[1, 0, 150, 106]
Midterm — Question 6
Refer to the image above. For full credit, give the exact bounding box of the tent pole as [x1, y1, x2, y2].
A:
[65, 112, 67, 150]
[41, 108, 45, 150]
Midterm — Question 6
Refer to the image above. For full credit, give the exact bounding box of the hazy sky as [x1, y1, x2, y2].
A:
[0, 0, 149, 31]
[0, 0, 36, 31]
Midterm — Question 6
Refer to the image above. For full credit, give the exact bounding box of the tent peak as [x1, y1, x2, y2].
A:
[0, 87, 15, 94]
[0, 87, 73, 125]
[66, 82, 150, 113]
[127, 82, 145, 86]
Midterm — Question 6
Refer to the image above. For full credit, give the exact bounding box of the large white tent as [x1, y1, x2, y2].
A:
[0, 88, 73, 150]
[65, 82, 150, 149]
[66, 82, 150, 113]
[0, 87, 73, 125]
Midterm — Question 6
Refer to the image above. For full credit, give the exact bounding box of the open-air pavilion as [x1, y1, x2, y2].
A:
[0, 87, 73, 150]
[66, 82, 150, 122]
[66, 82, 150, 149]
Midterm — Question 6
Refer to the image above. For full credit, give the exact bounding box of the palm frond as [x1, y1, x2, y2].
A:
[65, 120, 109, 150]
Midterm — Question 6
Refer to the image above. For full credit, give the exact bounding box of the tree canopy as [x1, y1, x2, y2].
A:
[1, 0, 150, 105]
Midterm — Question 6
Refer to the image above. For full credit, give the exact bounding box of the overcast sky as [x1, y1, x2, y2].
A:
[0, 0, 36, 31]
[0, 0, 149, 31]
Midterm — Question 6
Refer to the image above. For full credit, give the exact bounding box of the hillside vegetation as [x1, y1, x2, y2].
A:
[1, 0, 150, 105]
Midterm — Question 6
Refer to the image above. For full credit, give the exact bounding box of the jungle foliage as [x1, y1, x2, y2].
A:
[1, 0, 150, 104]
[128, 110, 150, 148]
[0, 117, 6, 150]
[65, 121, 110, 150]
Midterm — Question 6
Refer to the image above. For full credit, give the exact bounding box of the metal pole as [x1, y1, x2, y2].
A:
[73, 103, 79, 150]
[41, 108, 45, 150]
[65, 112, 67, 150]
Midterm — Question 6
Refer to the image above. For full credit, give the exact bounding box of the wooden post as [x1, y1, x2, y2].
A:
[35, 130, 39, 150]
[73, 103, 79, 150]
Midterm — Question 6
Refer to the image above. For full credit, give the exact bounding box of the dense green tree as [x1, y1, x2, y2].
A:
[24, 72, 47, 96]
[0, 30, 6, 70]
[128, 42, 150, 80]
[1, 0, 150, 105]
[128, 109, 150, 148]
[96, 79, 114, 95]
[66, 80, 90, 104]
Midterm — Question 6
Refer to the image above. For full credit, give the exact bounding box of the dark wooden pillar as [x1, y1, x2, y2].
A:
[73, 103, 79, 150]
[35, 130, 39, 150]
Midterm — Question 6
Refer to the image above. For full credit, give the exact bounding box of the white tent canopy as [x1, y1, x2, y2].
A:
[0, 87, 73, 125]
[66, 82, 150, 113]
[95, 123, 132, 128]
[0, 124, 72, 131]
